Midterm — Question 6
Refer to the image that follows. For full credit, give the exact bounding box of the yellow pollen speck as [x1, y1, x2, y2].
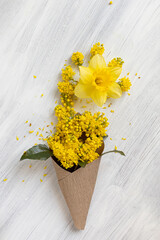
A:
[55, 100, 57, 104]
[50, 130, 52, 133]
[41, 94, 44, 97]
[115, 146, 117, 150]
[43, 174, 47, 177]
[25, 120, 28, 123]
[103, 107, 106, 109]
[24, 136, 26, 138]
[109, 1, 113, 4]
[51, 122, 53, 125]
[82, 106, 86, 108]
[38, 138, 42, 140]
[22, 180, 25, 182]
[128, 93, 131, 96]
[29, 131, 34, 134]
[44, 166, 47, 169]
[42, 138, 47, 141]
[3, 178, 7, 182]
[39, 128, 41, 130]
[34, 143, 37, 145]
[47, 125, 49, 127]
[33, 76, 37, 78]
[39, 133, 43, 137]
[29, 165, 32, 168]
[122, 138, 126, 140]
[40, 179, 43, 182]
[16, 136, 19, 141]
[29, 123, 32, 127]
[110, 138, 112, 140]
[110, 110, 114, 113]
[108, 104, 111, 107]
[135, 73, 137, 76]
[138, 77, 141, 79]
[42, 128, 44, 131]
[129, 123, 131, 125]
[36, 131, 39, 136]
[127, 72, 130, 75]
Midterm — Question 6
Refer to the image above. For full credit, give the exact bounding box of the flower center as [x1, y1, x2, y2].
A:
[95, 77, 103, 86]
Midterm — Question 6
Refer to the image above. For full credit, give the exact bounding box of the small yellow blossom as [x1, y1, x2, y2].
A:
[90, 42, 104, 57]
[16, 136, 19, 141]
[29, 131, 34, 134]
[61, 65, 75, 81]
[3, 178, 7, 182]
[71, 52, 84, 66]
[108, 57, 124, 68]
[119, 77, 132, 92]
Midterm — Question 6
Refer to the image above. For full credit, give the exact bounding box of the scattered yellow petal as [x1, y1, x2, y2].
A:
[3, 178, 7, 182]
[22, 180, 25, 182]
[29, 130, 34, 133]
[110, 110, 114, 113]
[103, 107, 106, 109]
[29, 165, 32, 168]
[25, 120, 28, 123]
[109, 1, 113, 4]
[43, 174, 47, 177]
[122, 138, 126, 140]
[41, 94, 44, 97]
[110, 138, 112, 140]
[51, 122, 53, 126]
[115, 146, 117, 150]
[128, 93, 131, 96]
[44, 166, 47, 169]
[34, 143, 37, 145]
[40, 179, 43, 182]
[39, 133, 43, 137]
[33, 75, 37, 78]
[16, 136, 19, 141]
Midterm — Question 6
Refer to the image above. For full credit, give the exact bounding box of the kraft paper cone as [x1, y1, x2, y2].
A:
[52, 143, 104, 230]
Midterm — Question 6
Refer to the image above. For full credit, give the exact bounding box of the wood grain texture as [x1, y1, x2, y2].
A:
[0, 0, 160, 239]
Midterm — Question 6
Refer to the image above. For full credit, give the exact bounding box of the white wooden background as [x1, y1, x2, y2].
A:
[0, 0, 160, 239]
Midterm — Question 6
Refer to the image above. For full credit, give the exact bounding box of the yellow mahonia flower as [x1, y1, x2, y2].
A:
[90, 42, 104, 57]
[61, 65, 75, 81]
[108, 57, 124, 68]
[119, 76, 132, 92]
[71, 52, 84, 66]
[58, 81, 75, 107]
[74, 54, 122, 107]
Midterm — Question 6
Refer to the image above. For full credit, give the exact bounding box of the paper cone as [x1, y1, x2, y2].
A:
[52, 143, 104, 230]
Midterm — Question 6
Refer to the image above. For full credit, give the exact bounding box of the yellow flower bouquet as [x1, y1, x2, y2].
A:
[20, 43, 131, 230]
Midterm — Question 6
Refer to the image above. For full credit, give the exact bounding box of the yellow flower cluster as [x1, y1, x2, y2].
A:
[61, 65, 75, 81]
[71, 52, 84, 66]
[47, 106, 109, 169]
[58, 81, 75, 107]
[90, 42, 104, 57]
[108, 57, 124, 67]
[119, 77, 132, 92]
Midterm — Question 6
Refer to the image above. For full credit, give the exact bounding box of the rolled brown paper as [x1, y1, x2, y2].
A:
[52, 142, 104, 230]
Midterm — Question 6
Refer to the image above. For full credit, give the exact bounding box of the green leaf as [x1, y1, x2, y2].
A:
[78, 160, 87, 168]
[101, 150, 125, 156]
[20, 144, 53, 161]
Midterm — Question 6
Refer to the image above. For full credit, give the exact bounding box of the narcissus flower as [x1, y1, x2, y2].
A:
[74, 54, 122, 107]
